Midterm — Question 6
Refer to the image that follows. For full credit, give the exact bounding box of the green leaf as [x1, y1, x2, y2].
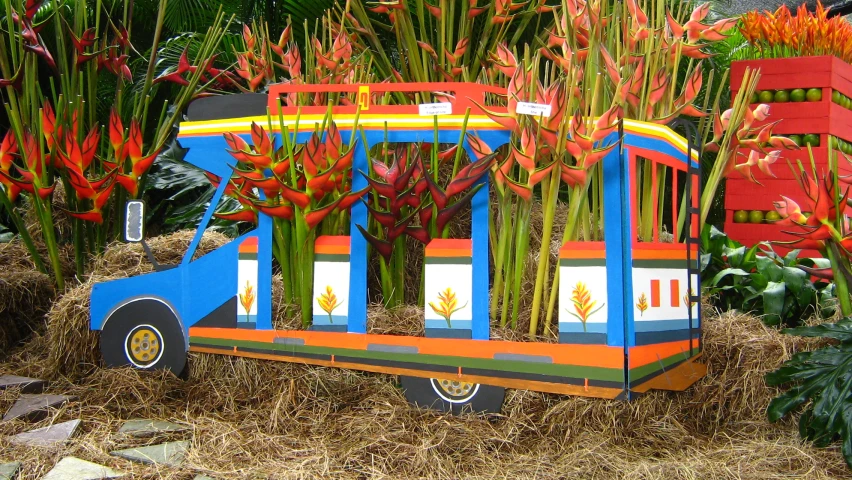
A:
[700, 253, 712, 274]
[768, 318, 852, 467]
[762, 281, 786, 325]
[709, 268, 750, 287]
[724, 245, 746, 268]
[756, 255, 783, 282]
[784, 248, 802, 265]
[782, 317, 852, 342]
[781, 266, 808, 296]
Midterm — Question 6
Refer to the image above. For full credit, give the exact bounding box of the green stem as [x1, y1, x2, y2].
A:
[828, 244, 852, 316]
[490, 194, 511, 320]
[510, 202, 532, 330]
[379, 255, 393, 306]
[529, 169, 561, 337]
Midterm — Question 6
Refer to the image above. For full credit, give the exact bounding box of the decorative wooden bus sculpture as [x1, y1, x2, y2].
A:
[90, 83, 705, 413]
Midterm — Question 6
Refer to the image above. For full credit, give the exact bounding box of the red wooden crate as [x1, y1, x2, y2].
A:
[723, 56, 852, 257]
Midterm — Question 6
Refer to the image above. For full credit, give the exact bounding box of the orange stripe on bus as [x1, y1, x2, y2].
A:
[650, 280, 660, 307]
[632, 248, 695, 260]
[314, 245, 350, 255]
[425, 249, 471, 258]
[425, 239, 471, 257]
[187, 327, 625, 369]
[315, 236, 351, 247]
[560, 242, 607, 259]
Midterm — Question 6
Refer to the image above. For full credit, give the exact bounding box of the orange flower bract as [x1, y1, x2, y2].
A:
[740, 1, 852, 64]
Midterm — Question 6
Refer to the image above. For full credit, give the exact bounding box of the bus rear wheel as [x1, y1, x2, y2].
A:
[400, 375, 505, 414]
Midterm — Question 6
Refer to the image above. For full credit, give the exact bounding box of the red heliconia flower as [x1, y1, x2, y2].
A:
[219, 121, 366, 229]
[71, 27, 98, 66]
[734, 150, 780, 184]
[215, 207, 258, 224]
[0, 131, 56, 200]
[489, 43, 518, 77]
[772, 196, 808, 227]
[113, 119, 161, 197]
[153, 49, 197, 86]
[41, 101, 57, 151]
[101, 50, 132, 82]
[666, 3, 737, 44]
[0, 131, 22, 202]
[771, 169, 852, 254]
[269, 25, 292, 57]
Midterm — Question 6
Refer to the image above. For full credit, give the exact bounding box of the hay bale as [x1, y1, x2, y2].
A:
[0, 269, 53, 356]
[45, 230, 231, 378]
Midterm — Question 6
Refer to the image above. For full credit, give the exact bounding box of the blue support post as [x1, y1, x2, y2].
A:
[347, 138, 370, 334]
[602, 140, 627, 349]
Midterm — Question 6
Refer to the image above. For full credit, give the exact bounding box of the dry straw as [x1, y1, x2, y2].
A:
[0, 304, 845, 479]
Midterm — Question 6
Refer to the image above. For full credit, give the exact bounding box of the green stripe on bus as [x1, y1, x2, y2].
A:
[315, 254, 350, 263]
[632, 260, 686, 269]
[559, 259, 606, 267]
[424, 257, 472, 265]
[629, 351, 691, 380]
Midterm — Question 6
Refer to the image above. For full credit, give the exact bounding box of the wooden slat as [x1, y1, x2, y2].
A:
[631, 359, 707, 393]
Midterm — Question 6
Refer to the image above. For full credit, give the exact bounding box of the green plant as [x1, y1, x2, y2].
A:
[701, 225, 835, 326]
[767, 317, 852, 468]
[0, 0, 232, 289]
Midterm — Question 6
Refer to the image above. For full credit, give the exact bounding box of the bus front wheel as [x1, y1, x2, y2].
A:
[100, 299, 187, 374]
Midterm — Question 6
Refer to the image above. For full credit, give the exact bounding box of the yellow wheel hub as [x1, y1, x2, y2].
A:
[434, 378, 475, 398]
[129, 328, 160, 365]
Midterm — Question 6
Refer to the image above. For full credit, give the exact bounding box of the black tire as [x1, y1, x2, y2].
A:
[100, 298, 187, 374]
[400, 375, 505, 414]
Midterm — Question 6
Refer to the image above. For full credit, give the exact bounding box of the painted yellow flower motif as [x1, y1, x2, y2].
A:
[636, 293, 648, 316]
[683, 289, 697, 309]
[567, 282, 605, 332]
[238, 281, 255, 323]
[429, 287, 467, 328]
[317, 285, 343, 323]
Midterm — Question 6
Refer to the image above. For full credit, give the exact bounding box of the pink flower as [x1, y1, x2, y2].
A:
[720, 108, 732, 131]
[753, 104, 770, 121]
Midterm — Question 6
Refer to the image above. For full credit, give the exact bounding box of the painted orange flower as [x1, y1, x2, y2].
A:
[429, 287, 467, 327]
[636, 293, 648, 316]
[238, 281, 255, 323]
[317, 285, 343, 323]
[567, 282, 605, 332]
